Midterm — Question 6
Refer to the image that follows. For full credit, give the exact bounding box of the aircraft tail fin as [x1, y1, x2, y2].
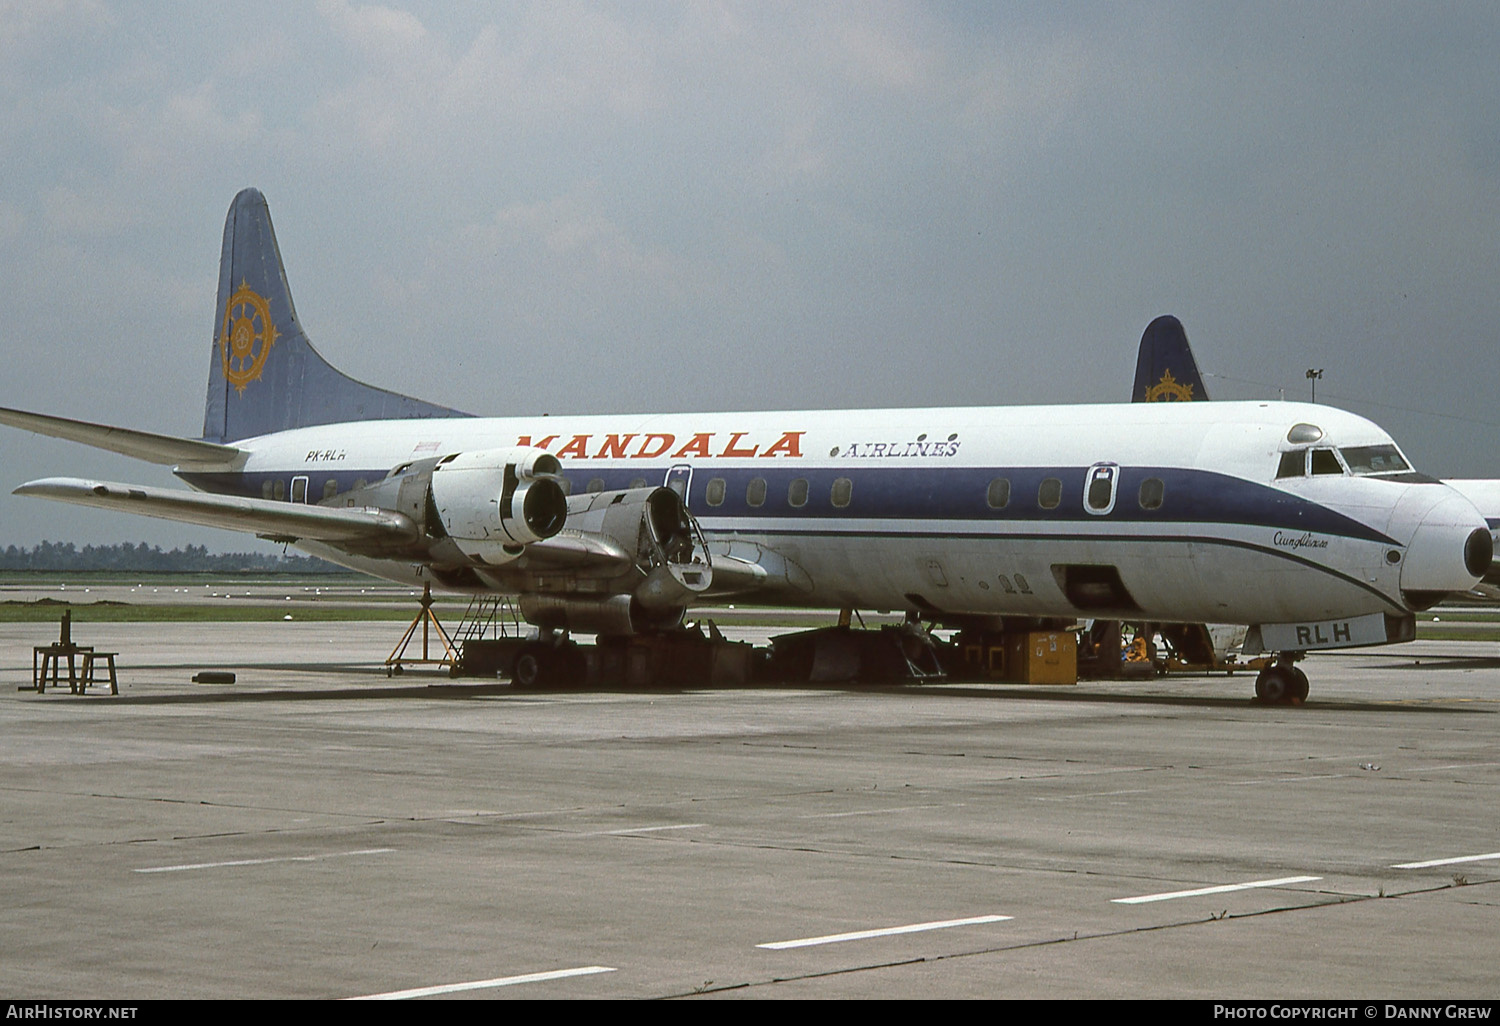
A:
[1131, 315, 1210, 402]
[203, 188, 470, 443]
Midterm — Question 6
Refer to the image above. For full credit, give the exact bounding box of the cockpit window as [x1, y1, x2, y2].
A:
[1339, 444, 1411, 476]
[1310, 448, 1344, 475]
[1276, 451, 1306, 479]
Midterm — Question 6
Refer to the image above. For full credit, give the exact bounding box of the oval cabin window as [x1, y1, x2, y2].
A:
[1038, 477, 1062, 510]
[1138, 478, 1165, 510]
[986, 478, 1011, 510]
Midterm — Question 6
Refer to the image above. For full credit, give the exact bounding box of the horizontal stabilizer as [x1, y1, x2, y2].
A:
[0, 407, 243, 467]
[14, 477, 418, 545]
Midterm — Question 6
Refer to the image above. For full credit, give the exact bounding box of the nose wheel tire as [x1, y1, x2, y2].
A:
[1254, 663, 1309, 704]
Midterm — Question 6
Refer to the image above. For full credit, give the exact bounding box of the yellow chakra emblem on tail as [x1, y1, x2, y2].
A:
[219, 281, 279, 394]
[1144, 368, 1195, 402]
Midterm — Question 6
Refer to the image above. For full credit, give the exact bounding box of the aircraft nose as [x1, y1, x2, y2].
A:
[1399, 490, 1491, 610]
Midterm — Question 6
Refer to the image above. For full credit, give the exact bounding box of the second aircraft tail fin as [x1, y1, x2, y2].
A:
[1131, 315, 1209, 402]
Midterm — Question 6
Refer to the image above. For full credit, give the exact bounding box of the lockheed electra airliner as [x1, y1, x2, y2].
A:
[1, 189, 1491, 701]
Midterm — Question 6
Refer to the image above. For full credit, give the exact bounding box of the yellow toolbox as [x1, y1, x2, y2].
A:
[1005, 631, 1077, 684]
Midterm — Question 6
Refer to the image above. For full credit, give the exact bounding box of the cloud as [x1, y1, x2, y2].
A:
[316, 0, 428, 60]
[40, 184, 143, 236]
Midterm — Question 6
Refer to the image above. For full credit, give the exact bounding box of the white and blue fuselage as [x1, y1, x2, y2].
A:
[177, 398, 1488, 633]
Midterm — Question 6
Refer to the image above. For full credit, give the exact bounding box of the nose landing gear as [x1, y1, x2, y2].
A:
[1254, 653, 1309, 704]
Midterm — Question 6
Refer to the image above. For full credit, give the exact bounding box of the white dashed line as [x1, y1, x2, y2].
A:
[1392, 851, 1500, 869]
[348, 965, 617, 1000]
[799, 803, 960, 819]
[758, 914, 1011, 950]
[1112, 875, 1321, 904]
[135, 848, 395, 873]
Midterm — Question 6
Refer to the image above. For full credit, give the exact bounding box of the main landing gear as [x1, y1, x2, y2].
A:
[1253, 652, 1309, 705]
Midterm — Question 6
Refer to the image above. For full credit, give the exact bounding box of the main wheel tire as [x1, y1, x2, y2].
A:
[513, 647, 550, 688]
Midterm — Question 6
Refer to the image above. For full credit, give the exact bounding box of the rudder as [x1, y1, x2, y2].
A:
[203, 188, 469, 442]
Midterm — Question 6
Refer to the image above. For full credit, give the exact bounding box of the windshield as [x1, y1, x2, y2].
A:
[1339, 444, 1411, 476]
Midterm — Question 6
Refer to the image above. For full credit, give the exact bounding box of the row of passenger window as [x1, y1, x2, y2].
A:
[990, 475, 1165, 512]
[677, 475, 1168, 512]
[698, 476, 854, 509]
[262, 472, 1167, 514]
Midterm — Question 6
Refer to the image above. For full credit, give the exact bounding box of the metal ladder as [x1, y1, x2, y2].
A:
[452, 595, 525, 644]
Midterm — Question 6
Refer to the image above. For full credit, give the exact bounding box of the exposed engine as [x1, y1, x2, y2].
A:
[517, 485, 714, 635]
[341, 454, 713, 633]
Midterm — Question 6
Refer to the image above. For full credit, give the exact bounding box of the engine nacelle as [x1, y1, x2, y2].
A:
[429, 446, 567, 564]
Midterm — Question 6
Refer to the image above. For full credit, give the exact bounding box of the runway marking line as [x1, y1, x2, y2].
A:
[1112, 876, 1321, 904]
[135, 848, 395, 874]
[799, 803, 960, 819]
[594, 823, 706, 836]
[757, 914, 1011, 950]
[348, 965, 617, 1000]
[1032, 788, 1151, 801]
[1393, 851, 1500, 869]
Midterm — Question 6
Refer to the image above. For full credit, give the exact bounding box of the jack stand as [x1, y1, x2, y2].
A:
[385, 584, 457, 676]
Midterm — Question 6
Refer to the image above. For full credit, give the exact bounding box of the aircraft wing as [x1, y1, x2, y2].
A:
[13, 477, 418, 545]
[0, 407, 242, 466]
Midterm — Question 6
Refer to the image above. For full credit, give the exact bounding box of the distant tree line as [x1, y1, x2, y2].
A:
[0, 541, 348, 573]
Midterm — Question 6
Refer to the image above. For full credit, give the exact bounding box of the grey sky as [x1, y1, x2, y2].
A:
[2, 1, 1498, 550]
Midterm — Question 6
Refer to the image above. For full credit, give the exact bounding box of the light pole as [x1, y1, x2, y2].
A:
[1306, 368, 1323, 403]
